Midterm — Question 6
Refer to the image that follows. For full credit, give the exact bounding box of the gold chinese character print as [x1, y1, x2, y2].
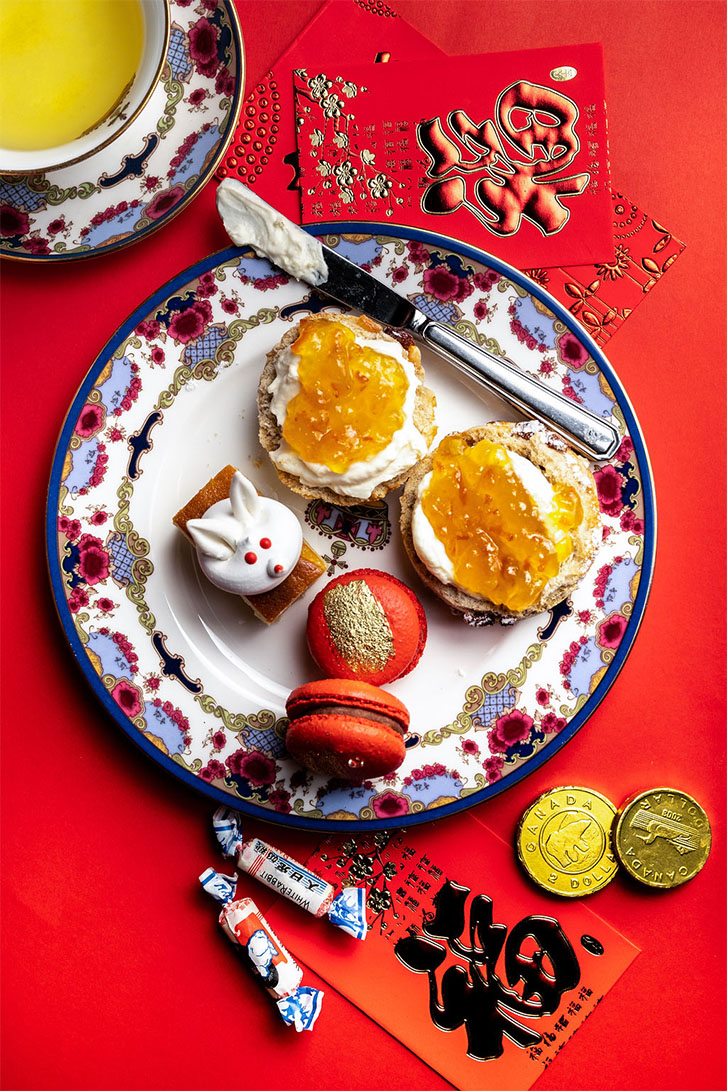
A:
[417, 82, 590, 237]
[320, 833, 400, 931]
[395, 879, 580, 1061]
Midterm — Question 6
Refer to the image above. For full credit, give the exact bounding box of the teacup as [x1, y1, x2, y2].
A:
[0, 0, 170, 176]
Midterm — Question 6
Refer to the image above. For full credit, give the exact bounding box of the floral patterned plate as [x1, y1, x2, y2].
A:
[0, 0, 243, 261]
[47, 227, 655, 830]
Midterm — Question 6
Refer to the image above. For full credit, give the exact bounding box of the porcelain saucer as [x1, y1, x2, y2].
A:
[0, 0, 243, 261]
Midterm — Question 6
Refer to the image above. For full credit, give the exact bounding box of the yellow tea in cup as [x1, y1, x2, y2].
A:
[0, 0, 144, 152]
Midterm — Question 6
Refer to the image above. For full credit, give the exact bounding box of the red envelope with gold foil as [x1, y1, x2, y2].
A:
[216, 0, 445, 222]
[263, 813, 639, 1091]
[294, 43, 614, 268]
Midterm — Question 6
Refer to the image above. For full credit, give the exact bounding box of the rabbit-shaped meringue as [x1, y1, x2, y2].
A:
[187, 471, 303, 596]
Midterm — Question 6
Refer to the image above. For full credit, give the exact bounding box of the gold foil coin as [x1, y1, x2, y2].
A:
[614, 788, 711, 888]
[516, 786, 619, 897]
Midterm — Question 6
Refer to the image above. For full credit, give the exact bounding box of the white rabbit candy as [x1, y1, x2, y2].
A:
[187, 471, 303, 596]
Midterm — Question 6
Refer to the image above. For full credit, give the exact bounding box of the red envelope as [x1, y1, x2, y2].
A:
[524, 190, 686, 346]
[294, 43, 614, 268]
[216, 0, 445, 222]
[217, 2, 685, 344]
[264, 812, 639, 1091]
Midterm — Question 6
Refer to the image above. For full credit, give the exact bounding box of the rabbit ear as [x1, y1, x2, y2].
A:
[187, 517, 238, 560]
[229, 471, 261, 525]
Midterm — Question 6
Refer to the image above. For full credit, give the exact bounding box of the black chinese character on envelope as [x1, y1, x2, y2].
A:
[395, 880, 580, 1061]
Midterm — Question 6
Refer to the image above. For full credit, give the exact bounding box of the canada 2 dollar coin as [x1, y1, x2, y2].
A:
[517, 786, 619, 897]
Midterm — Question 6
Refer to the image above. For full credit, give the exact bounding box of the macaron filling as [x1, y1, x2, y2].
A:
[285, 679, 410, 780]
[288, 702, 406, 734]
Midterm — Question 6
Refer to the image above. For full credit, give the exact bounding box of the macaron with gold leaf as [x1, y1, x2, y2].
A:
[306, 568, 427, 685]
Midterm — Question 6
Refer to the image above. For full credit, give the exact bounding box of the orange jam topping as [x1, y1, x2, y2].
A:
[421, 435, 583, 612]
[282, 318, 409, 472]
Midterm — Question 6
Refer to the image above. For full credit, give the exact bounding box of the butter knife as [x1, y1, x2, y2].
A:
[216, 179, 620, 461]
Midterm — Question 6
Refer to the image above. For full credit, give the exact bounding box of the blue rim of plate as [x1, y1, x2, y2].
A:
[1, 0, 244, 264]
[46, 223, 656, 831]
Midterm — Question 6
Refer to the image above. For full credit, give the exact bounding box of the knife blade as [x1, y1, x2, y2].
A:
[216, 179, 620, 461]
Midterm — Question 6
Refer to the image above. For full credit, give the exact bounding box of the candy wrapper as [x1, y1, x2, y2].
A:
[212, 807, 367, 940]
[200, 868, 323, 1032]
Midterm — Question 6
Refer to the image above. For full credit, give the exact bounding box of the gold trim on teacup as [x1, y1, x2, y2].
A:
[1, 0, 245, 263]
[1, 0, 172, 177]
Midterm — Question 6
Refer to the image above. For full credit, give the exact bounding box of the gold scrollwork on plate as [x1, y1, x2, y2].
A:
[126, 562, 156, 634]
[420, 709, 474, 748]
[226, 307, 280, 341]
[451, 318, 506, 357]
[195, 693, 288, 741]
[460, 772, 489, 798]
[481, 642, 544, 695]
[157, 74, 184, 137]
[291, 799, 325, 820]
[73, 612, 91, 645]
[172, 753, 203, 774]
[559, 692, 589, 718]
[498, 277, 526, 297]
[57, 480, 73, 517]
[44, 180, 101, 205]
[189, 358, 218, 382]
[612, 403, 627, 435]
[157, 365, 194, 408]
[463, 684, 485, 714]
[115, 479, 155, 632]
[629, 534, 645, 568]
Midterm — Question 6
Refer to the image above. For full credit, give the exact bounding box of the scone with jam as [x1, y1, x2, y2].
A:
[258, 313, 437, 505]
[399, 422, 602, 624]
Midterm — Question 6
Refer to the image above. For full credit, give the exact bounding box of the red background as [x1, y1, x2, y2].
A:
[1, 3, 725, 1089]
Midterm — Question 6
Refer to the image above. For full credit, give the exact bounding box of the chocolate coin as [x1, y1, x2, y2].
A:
[614, 788, 711, 888]
[516, 786, 619, 896]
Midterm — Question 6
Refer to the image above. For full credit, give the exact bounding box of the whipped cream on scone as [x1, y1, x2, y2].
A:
[412, 450, 562, 592]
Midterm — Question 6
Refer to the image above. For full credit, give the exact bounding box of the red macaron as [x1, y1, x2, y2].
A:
[306, 568, 427, 685]
[285, 678, 409, 780]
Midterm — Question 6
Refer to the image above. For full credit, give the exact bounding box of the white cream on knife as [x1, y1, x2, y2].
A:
[216, 177, 327, 285]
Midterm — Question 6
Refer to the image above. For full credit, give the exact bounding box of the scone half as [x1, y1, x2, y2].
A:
[258, 312, 437, 506]
[400, 421, 602, 624]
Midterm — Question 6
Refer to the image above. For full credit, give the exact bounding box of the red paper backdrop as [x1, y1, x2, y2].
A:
[1, 3, 725, 1090]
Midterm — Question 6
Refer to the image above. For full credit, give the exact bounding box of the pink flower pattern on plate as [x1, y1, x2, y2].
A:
[488, 709, 535, 754]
